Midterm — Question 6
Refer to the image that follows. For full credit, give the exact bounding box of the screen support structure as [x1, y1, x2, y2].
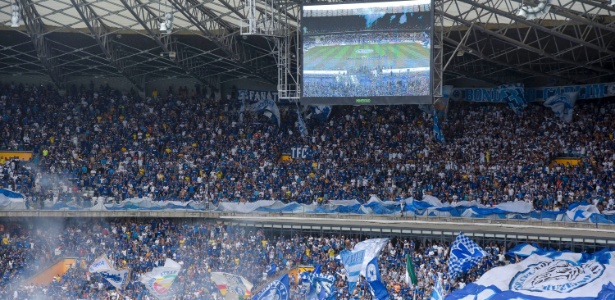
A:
[432, 0, 444, 100]
[241, 0, 300, 101]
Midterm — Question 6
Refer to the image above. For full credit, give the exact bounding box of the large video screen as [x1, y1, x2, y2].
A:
[301, 0, 433, 105]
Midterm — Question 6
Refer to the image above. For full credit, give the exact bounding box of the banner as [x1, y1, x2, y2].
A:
[366, 257, 390, 300]
[297, 107, 308, 137]
[211, 272, 253, 299]
[447, 251, 615, 300]
[238, 89, 279, 103]
[498, 83, 527, 114]
[140, 259, 182, 298]
[430, 277, 445, 300]
[99, 268, 131, 290]
[89, 254, 113, 273]
[302, 266, 336, 300]
[340, 249, 365, 294]
[0, 188, 24, 208]
[544, 92, 578, 123]
[252, 274, 290, 300]
[290, 146, 310, 159]
[448, 232, 488, 279]
[451, 82, 615, 102]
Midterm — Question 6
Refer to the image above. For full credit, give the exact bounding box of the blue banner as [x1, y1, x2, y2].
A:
[433, 112, 445, 143]
[544, 92, 578, 123]
[451, 82, 615, 102]
[498, 83, 527, 114]
[448, 232, 488, 279]
[340, 249, 366, 294]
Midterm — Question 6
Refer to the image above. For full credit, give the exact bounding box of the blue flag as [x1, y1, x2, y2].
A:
[252, 273, 290, 300]
[250, 99, 281, 126]
[312, 105, 331, 122]
[304, 264, 336, 300]
[544, 92, 578, 123]
[267, 262, 277, 276]
[447, 232, 488, 279]
[498, 83, 526, 114]
[430, 277, 445, 300]
[340, 249, 365, 294]
[366, 257, 390, 300]
[433, 112, 445, 143]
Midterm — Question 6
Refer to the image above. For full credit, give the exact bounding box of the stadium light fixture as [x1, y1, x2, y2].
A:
[11, 2, 20, 28]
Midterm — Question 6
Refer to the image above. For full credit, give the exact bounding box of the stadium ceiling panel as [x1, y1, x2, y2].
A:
[1, 0, 615, 89]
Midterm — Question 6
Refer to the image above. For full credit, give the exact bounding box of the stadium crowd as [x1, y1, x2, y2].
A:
[303, 73, 430, 97]
[1, 82, 615, 212]
[303, 32, 428, 50]
[0, 219, 511, 300]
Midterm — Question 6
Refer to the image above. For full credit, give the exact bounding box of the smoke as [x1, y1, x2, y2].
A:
[399, 13, 408, 24]
[361, 8, 386, 28]
[25, 160, 83, 208]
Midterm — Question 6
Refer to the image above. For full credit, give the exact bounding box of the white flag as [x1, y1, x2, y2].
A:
[89, 254, 113, 273]
[140, 259, 182, 297]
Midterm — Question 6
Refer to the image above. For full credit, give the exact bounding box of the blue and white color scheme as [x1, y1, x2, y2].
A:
[89, 254, 113, 273]
[447, 249, 615, 300]
[544, 92, 578, 123]
[433, 112, 445, 143]
[267, 263, 277, 277]
[250, 99, 281, 126]
[566, 204, 600, 222]
[430, 277, 445, 300]
[366, 257, 390, 300]
[297, 107, 308, 137]
[0, 188, 24, 208]
[100, 268, 131, 290]
[311, 105, 332, 122]
[302, 266, 336, 300]
[448, 232, 488, 279]
[340, 249, 366, 293]
[238, 89, 280, 103]
[498, 83, 527, 114]
[353, 238, 390, 277]
[517, 0, 551, 20]
[252, 274, 290, 300]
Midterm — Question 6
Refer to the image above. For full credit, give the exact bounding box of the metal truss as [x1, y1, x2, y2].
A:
[71, 0, 144, 91]
[168, 0, 277, 84]
[433, 0, 444, 98]
[17, 0, 65, 89]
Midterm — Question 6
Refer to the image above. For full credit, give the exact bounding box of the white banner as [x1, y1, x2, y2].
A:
[140, 259, 182, 298]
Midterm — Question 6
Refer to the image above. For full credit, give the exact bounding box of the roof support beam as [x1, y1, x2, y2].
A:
[442, 11, 608, 82]
[18, 0, 65, 89]
[168, 0, 276, 83]
[71, 0, 144, 91]
[120, 0, 219, 86]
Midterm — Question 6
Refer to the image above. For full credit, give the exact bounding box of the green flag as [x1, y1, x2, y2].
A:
[405, 253, 418, 287]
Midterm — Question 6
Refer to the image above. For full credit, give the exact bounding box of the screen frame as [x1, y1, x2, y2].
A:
[299, 0, 434, 105]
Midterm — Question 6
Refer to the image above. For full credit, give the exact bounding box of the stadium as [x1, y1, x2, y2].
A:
[1, 0, 615, 299]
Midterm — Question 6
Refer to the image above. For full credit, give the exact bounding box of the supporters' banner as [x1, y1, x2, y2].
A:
[304, 266, 336, 300]
[433, 112, 445, 143]
[100, 268, 131, 290]
[448, 232, 488, 279]
[0, 188, 25, 209]
[340, 249, 366, 293]
[250, 99, 281, 126]
[211, 272, 253, 299]
[297, 107, 308, 137]
[517, 0, 551, 20]
[290, 146, 310, 159]
[405, 253, 418, 287]
[366, 257, 390, 300]
[566, 204, 601, 222]
[544, 92, 578, 123]
[140, 259, 182, 298]
[499, 83, 527, 114]
[89, 254, 113, 273]
[447, 252, 615, 300]
[353, 238, 389, 277]
[452, 82, 615, 102]
[252, 274, 290, 300]
[238, 89, 279, 103]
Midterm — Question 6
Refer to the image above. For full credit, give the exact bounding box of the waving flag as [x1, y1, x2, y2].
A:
[498, 83, 526, 114]
[366, 257, 390, 300]
[312, 105, 331, 122]
[353, 238, 389, 277]
[297, 107, 308, 137]
[100, 268, 131, 290]
[447, 250, 615, 300]
[405, 253, 418, 287]
[303, 266, 336, 300]
[544, 92, 578, 123]
[0, 188, 24, 208]
[250, 99, 280, 126]
[252, 274, 290, 300]
[448, 232, 488, 279]
[89, 254, 113, 273]
[211, 272, 253, 299]
[433, 112, 445, 143]
[566, 204, 600, 222]
[340, 249, 366, 294]
[267, 263, 277, 277]
[140, 259, 182, 298]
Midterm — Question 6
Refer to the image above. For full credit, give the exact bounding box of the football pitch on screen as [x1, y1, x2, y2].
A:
[304, 42, 430, 71]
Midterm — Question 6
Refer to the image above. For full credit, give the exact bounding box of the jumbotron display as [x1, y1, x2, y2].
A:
[301, 0, 433, 105]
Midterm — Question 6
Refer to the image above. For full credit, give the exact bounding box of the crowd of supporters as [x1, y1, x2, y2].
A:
[1, 82, 615, 212]
[303, 31, 428, 50]
[1, 219, 517, 299]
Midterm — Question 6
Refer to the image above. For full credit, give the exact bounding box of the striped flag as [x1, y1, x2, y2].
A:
[340, 249, 366, 294]
[405, 253, 418, 287]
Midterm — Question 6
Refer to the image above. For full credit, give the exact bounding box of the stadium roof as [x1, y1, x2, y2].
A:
[1, 0, 615, 91]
